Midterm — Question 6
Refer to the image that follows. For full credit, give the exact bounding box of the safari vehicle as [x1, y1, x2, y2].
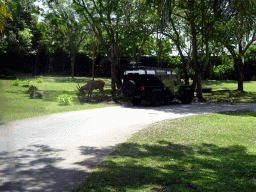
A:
[122, 61, 194, 106]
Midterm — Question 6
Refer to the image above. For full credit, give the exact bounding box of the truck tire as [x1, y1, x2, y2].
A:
[151, 93, 162, 106]
[123, 80, 136, 97]
[179, 85, 193, 104]
[180, 97, 193, 104]
[131, 97, 142, 105]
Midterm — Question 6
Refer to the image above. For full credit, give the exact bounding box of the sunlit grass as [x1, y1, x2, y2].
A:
[199, 80, 256, 103]
[0, 76, 115, 123]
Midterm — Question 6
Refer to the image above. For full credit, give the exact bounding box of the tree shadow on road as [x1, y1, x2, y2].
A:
[0, 144, 117, 192]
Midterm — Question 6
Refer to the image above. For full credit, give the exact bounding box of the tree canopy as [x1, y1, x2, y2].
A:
[0, 0, 13, 33]
[1, 0, 256, 98]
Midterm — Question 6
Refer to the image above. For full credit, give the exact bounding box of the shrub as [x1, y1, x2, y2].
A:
[213, 64, 235, 80]
[23, 79, 32, 87]
[28, 85, 38, 95]
[57, 94, 73, 105]
[251, 76, 256, 81]
[37, 78, 43, 83]
[12, 79, 20, 86]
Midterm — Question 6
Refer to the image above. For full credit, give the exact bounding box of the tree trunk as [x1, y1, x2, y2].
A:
[235, 57, 244, 92]
[71, 56, 75, 78]
[188, 0, 204, 100]
[110, 43, 122, 101]
[191, 21, 203, 99]
[111, 60, 121, 101]
[192, 73, 197, 91]
[177, 46, 189, 85]
[92, 59, 95, 81]
[237, 43, 244, 92]
[183, 63, 189, 85]
[196, 70, 203, 98]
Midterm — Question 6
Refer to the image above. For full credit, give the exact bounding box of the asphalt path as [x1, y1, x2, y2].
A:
[0, 103, 256, 191]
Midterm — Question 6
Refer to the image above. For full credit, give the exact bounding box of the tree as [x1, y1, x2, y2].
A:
[213, 0, 256, 91]
[119, 1, 156, 62]
[80, 31, 102, 80]
[1, 0, 41, 56]
[43, 0, 87, 78]
[147, 0, 218, 100]
[73, 0, 153, 100]
[158, 11, 190, 84]
[0, 0, 13, 33]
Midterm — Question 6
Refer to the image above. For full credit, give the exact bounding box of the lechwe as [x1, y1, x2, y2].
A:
[77, 80, 105, 101]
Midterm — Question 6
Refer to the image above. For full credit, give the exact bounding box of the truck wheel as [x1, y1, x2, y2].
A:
[180, 97, 193, 104]
[123, 80, 136, 97]
[151, 93, 162, 106]
[163, 96, 173, 104]
[131, 97, 142, 105]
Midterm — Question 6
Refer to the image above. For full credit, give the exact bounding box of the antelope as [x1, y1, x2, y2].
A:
[77, 80, 105, 101]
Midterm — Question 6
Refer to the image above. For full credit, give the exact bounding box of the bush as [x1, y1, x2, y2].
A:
[28, 85, 38, 95]
[251, 76, 256, 81]
[213, 64, 235, 80]
[23, 79, 33, 87]
[37, 78, 43, 83]
[12, 79, 20, 86]
[57, 94, 73, 105]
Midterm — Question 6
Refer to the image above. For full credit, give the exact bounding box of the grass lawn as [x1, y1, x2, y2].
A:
[0, 76, 117, 123]
[200, 80, 256, 103]
[1, 77, 256, 124]
[73, 111, 256, 192]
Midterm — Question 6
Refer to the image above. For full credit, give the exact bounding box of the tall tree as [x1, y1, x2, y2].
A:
[213, 0, 256, 91]
[148, 0, 217, 100]
[119, 1, 156, 62]
[43, 0, 87, 78]
[73, 0, 152, 100]
[1, 0, 41, 56]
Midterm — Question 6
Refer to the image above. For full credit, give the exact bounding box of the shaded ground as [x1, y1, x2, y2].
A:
[1, 103, 256, 191]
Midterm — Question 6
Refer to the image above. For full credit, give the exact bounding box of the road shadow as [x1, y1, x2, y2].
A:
[74, 141, 256, 191]
[119, 101, 256, 116]
[0, 144, 118, 191]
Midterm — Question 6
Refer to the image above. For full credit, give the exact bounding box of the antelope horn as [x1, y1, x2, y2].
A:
[77, 84, 81, 91]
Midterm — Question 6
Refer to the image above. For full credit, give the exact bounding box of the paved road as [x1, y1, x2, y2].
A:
[0, 103, 256, 191]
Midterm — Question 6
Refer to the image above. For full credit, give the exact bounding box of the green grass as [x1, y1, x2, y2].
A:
[1, 78, 256, 123]
[202, 80, 255, 92]
[74, 111, 256, 192]
[0, 76, 116, 123]
[199, 80, 256, 103]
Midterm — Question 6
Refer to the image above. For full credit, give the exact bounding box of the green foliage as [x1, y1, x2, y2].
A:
[1, 0, 41, 55]
[0, 0, 13, 33]
[12, 79, 20, 86]
[57, 94, 73, 105]
[168, 56, 182, 68]
[37, 78, 43, 83]
[244, 44, 256, 62]
[23, 79, 32, 87]
[251, 76, 256, 81]
[18, 28, 36, 55]
[213, 64, 235, 80]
